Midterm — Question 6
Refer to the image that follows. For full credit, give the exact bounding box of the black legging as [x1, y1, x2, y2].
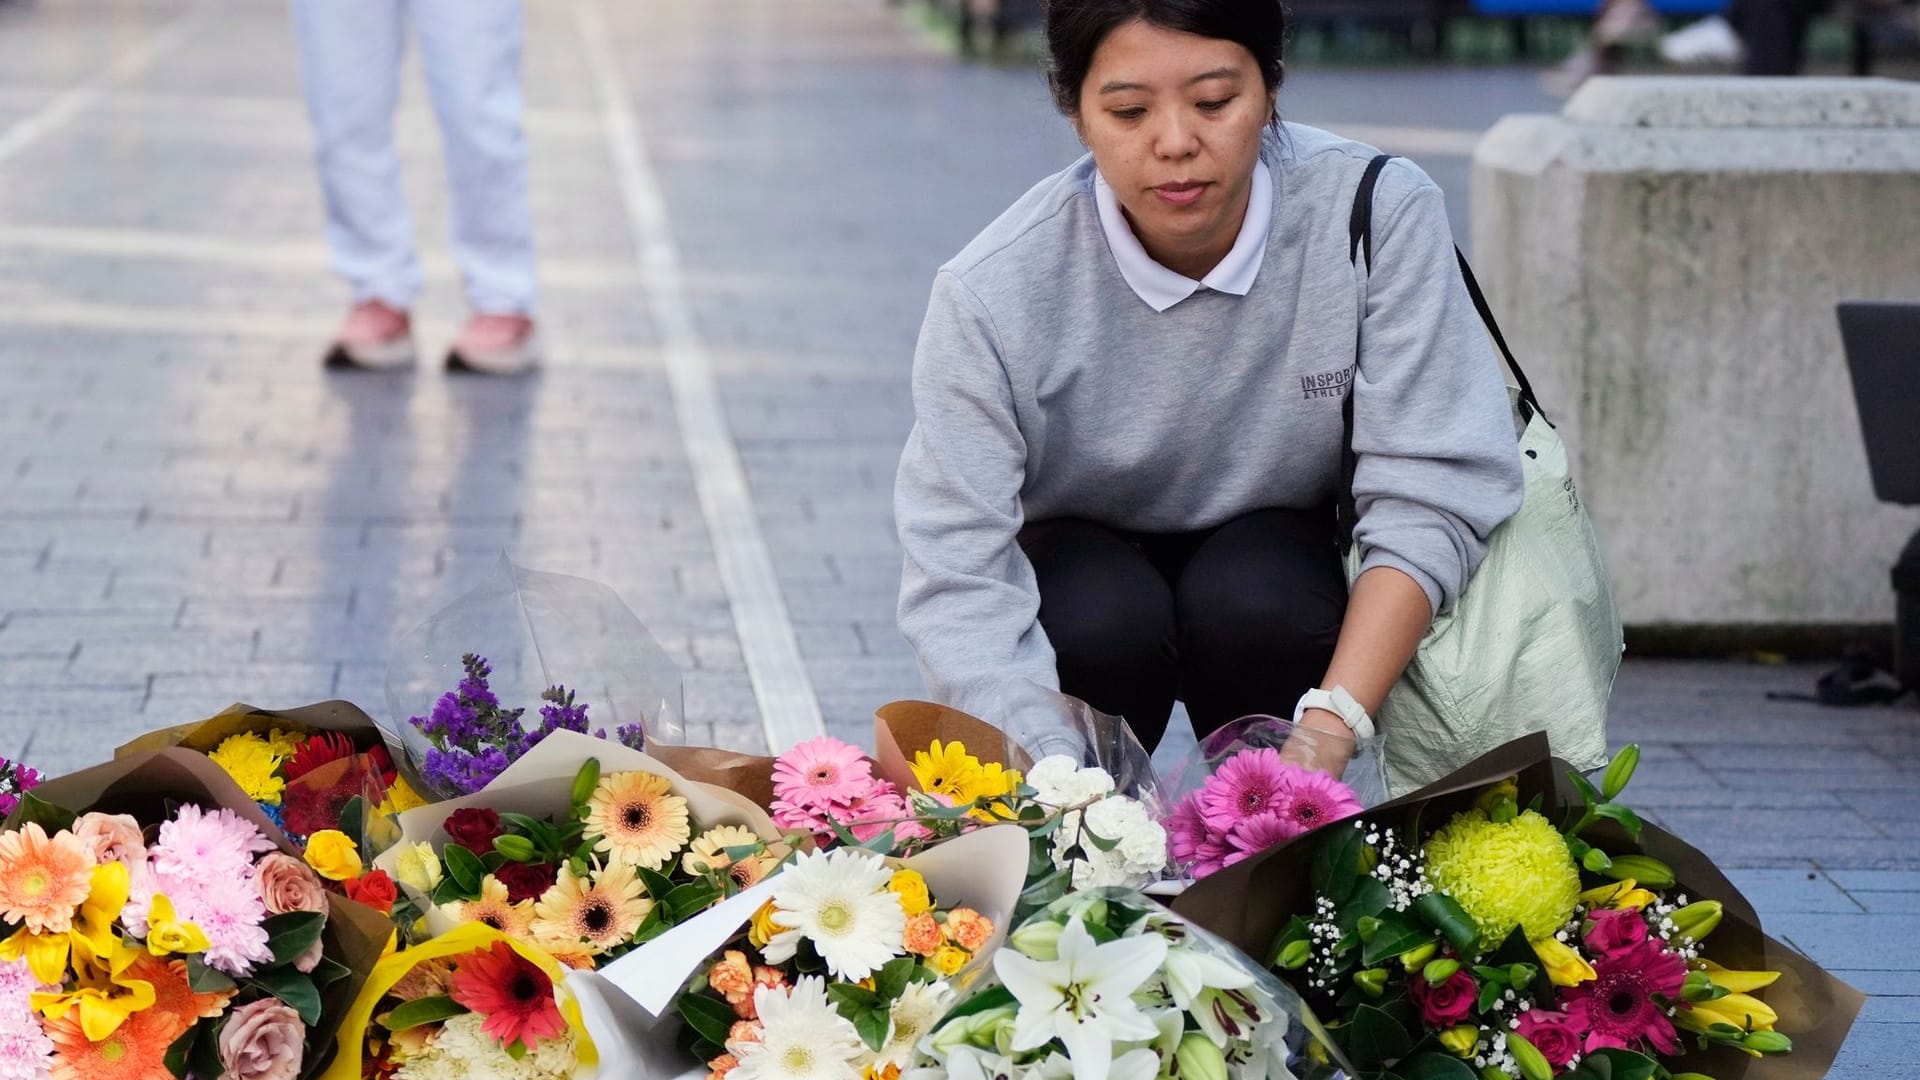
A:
[1018, 507, 1349, 753]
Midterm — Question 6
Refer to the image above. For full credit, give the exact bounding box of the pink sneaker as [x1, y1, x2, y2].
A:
[324, 300, 416, 371]
[446, 313, 541, 375]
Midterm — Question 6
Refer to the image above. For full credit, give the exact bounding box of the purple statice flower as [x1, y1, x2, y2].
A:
[615, 723, 646, 752]
[408, 655, 634, 796]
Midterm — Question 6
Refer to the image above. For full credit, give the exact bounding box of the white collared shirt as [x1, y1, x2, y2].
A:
[1092, 160, 1274, 312]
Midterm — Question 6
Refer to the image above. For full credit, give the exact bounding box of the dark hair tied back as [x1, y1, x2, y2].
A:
[1044, 0, 1286, 117]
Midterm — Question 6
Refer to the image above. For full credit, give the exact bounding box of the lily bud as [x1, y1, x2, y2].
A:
[1174, 1032, 1230, 1080]
[1437, 1025, 1480, 1058]
[1603, 855, 1675, 889]
[1742, 1031, 1793, 1054]
[1276, 939, 1312, 970]
[1670, 1074, 1719, 1080]
[1507, 1032, 1553, 1080]
[1354, 968, 1389, 997]
[1423, 958, 1461, 986]
[1682, 970, 1725, 1003]
[1582, 847, 1614, 873]
[1480, 1070, 1509, 1080]
[1355, 916, 1382, 941]
[570, 758, 601, 808]
[1009, 920, 1065, 961]
[1671, 900, 1724, 943]
[1504, 963, 1537, 988]
[1530, 936, 1596, 987]
[492, 834, 536, 862]
[1602, 744, 1641, 799]
[1474, 778, 1520, 818]
[1399, 942, 1438, 971]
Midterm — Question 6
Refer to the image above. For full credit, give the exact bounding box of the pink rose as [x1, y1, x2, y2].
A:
[1584, 908, 1649, 960]
[256, 853, 329, 916]
[73, 812, 146, 869]
[1407, 968, 1479, 1028]
[1516, 1008, 1582, 1069]
[218, 999, 305, 1080]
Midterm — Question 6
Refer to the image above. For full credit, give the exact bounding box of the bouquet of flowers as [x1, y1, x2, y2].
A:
[910, 888, 1348, 1080]
[0, 747, 391, 1079]
[1162, 718, 1372, 882]
[0, 753, 39, 817]
[322, 923, 598, 1080]
[383, 559, 687, 800]
[1175, 734, 1866, 1080]
[376, 730, 783, 963]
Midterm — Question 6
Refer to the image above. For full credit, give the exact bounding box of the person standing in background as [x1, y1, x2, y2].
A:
[290, 0, 541, 375]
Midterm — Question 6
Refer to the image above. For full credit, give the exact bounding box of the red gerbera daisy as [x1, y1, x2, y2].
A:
[283, 732, 357, 783]
[449, 941, 569, 1051]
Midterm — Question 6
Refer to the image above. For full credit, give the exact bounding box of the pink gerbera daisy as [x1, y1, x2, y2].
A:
[771, 737, 875, 809]
[1559, 935, 1689, 1055]
[1278, 768, 1364, 833]
[1197, 748, 1294, 827]
[1224, 810, 1304, 865]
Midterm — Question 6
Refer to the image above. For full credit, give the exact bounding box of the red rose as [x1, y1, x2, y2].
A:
[444, 808, 504, 855]
[1515, 1008, 1582, 1068]
[495, 861, 559, 905]
[1407, 968, 1478, 1028]
[345, 869, 398, 914]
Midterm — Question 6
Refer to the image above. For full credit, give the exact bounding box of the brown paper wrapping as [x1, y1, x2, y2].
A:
[873, 700, 1019, 795]
[115, 699, 384, 758]
[647, 743, 780, 812]
[1172, 733, 1865, 1079]
[8, 747, 395, 1080]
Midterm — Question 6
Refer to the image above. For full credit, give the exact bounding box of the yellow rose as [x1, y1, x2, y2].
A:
[748, 900, 780, 949]
[1438, 1025, 1480, 1058]
[930, 945, 969, 976]
[887, 870, 932, 918]
[393, 841, 443, 892]
[304, 829, 363, 881]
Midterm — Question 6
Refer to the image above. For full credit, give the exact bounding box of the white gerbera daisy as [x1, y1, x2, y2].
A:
[761, 848, 905, 981]
[729, 976, 865, 1080]
[876, 979, 955, 1071]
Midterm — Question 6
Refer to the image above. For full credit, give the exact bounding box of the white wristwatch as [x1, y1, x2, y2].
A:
[1292, 685, 1376, 741]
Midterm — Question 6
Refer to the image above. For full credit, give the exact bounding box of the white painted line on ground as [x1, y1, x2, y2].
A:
[1324, 123, 1484, 159]
[0, 8, 202, 165]
[573, 0, 826, 753]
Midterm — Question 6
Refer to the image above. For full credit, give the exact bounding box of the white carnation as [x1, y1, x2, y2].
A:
[1026, 756, 1115, 806]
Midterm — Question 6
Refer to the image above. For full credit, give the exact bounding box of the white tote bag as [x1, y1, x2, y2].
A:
[1343, 155, 1621, 793]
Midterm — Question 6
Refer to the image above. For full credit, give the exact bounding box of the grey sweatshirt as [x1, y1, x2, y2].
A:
[895, 124, 1524, 723]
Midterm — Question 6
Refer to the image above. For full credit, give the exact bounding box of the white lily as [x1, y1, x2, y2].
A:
[994, 915, 1168, 1080]
[1161, 942, 1257, 1011]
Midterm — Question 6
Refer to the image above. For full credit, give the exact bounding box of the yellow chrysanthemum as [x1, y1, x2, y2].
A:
[1423, 808, 1580, 945]
[260, 727, 304, 758]
[207, 732, 287, 805]
[910, 740, 985, 802]
[376, 774, 428, 816]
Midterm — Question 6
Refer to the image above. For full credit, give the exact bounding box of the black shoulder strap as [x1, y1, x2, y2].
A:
[1336, 154, 1549, 554]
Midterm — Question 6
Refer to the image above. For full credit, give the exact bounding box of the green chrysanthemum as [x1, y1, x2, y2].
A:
[1423, 809, 1580, 945]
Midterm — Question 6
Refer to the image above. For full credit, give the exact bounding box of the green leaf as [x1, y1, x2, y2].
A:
[853, 1007, 892, 1053]
[310, 955, 353, 989]
[858, 827, 898, 854]
[1348, 1003, 1413, 1071]
[828, 983, 883, 1015]
[507, 1038, 528, 1061]
[1311, 824, 1367, 904]
[502, 813, 563, 854]
[1398, 1053, 1480, 1080]
[442, 843, 485, 895]
[679, 993, 738, 1048]
[1412, 893, 1479, 954]
[1335, 877, 1393, 937]
[430, 875, 474, 906]
[1361, 911, 1434, 966]
[1592, 802, 1645, 842]
[164, 1024, 197, 1077]
[934, 985, 1014, 1028]
[12, 792, 76, 834]
[1567, 769, 1602, 807]
[186, 957, 237, 994]
[387, 994, 468, 1031]
[637, 867, 677, 903]
[337, 795, 367, 848]
[1082, 827, 1121, 853]
[1582, 1049, 1656, 1080]
[250, 968, 323, 1026]
[632, 905, 670, 944]
[262, 911, 326, 968]
[188, 1016, 226, 1080]
[875, 956, 917, 1001]
[666, 882, 724, 921]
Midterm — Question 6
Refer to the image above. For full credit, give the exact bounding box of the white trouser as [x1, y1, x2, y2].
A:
[289, 0, 536, 315]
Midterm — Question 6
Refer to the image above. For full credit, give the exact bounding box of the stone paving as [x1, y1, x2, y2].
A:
[0, 0, 1913, 1070]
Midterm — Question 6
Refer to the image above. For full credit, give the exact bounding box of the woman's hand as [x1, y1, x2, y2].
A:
[1282, 707, 1356, 778]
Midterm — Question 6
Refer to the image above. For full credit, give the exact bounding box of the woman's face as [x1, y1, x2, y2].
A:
[1073, 20, 1274, 278]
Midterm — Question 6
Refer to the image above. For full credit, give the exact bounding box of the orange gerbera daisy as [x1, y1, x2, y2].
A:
[586, 772, 691, 871]
[530, 864, 651, 955]
[47, 1007, 175, 1080]
[126, 954, 233, 1042]
[0, 823, 95, 935]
